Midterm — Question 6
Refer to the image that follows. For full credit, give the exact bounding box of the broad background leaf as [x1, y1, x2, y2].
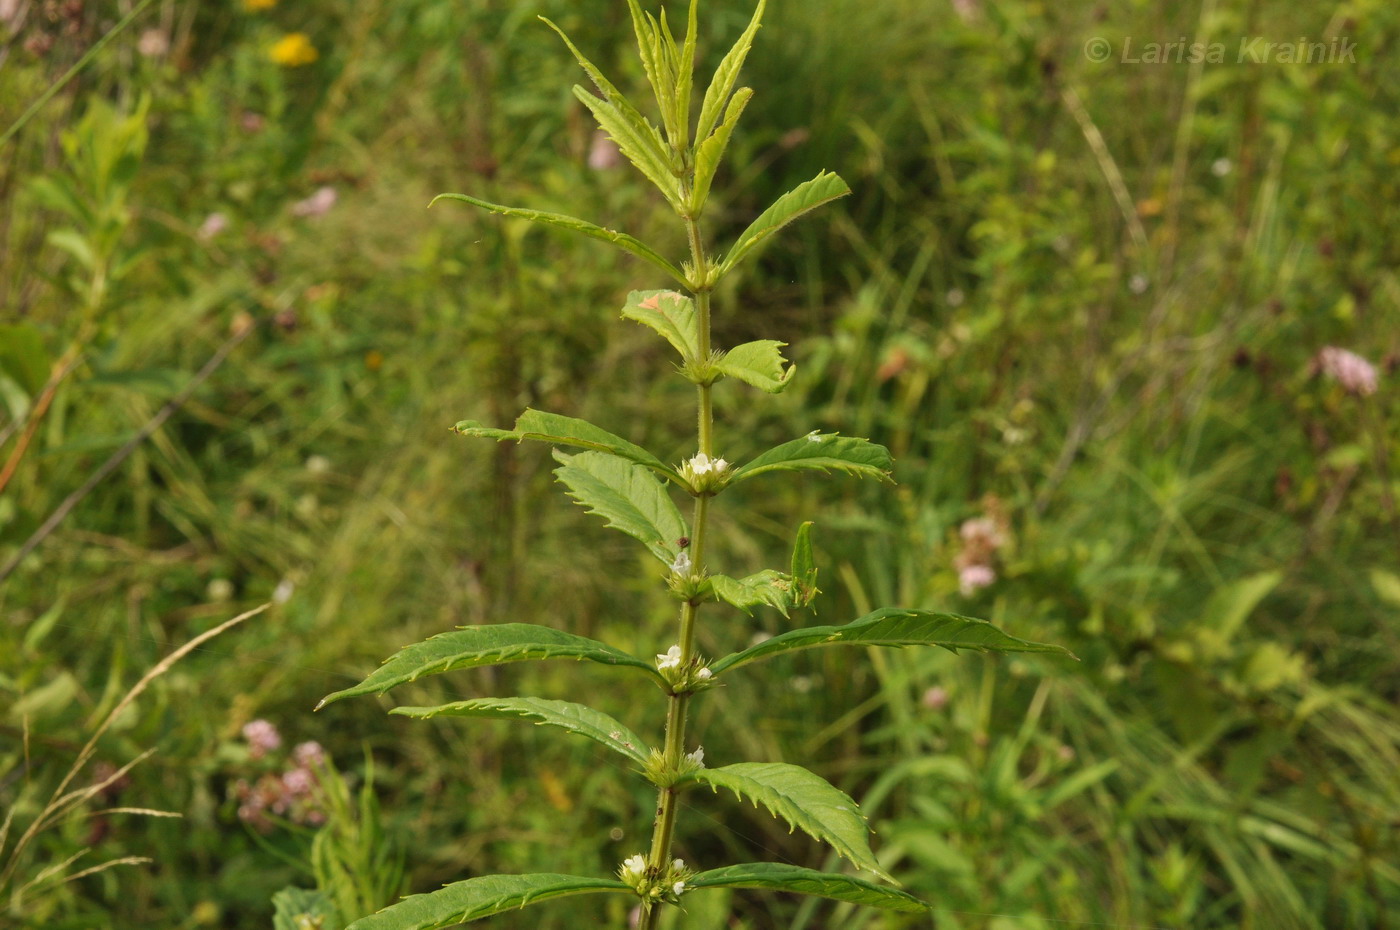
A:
[318, 623, 661, 708]
[393, 697, 651, 765]
[710, 607, 1075, 675]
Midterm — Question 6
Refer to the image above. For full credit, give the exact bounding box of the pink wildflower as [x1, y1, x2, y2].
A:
[1317, 346, 1379, 397]
[242, 719, 281, 759]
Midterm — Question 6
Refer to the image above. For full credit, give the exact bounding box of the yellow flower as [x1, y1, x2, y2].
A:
[269, 33, 318, 67]
[243, 0, 277, 9]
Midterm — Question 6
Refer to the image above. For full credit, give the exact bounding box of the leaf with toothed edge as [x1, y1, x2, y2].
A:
[317, 624, 662, 709]
[343, 873, 633, 930]
[621, 289, 700, 360]
[552, 450, 688, 567]
[709, 607, 1076, 676]
[715, 340, 794, 393]
[392, 697, 652, 765]
[719, 171, 851, 277]
[684, 762, 892, 882]
[689, 863, 927, 911]
[730, 432, 893, 484]
[454, 409, 681, 484]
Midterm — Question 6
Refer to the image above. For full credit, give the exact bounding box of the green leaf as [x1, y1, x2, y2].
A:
[710, 607, 1075, 675]
[317, 624, 661, 708]
[429, 193, 684, 285]
[674, 0, 700, 148]
[553, 450, 687, 566]
[715, 340, 794, 393]
[790, 521, 819, 607]
[620, 290, 700, 360]
[345, 873, 633, 930]
[719, 172, 851, 277]
[625, 1, 671, 141]
[730, 432, 893, 484]
[692, 87, 752, 214]
[687, 762, 890, 881]
[0, 323, 51, 397]
[695, 0, 765, 143]
[392, 697, 651, 765]
[454, 409, 680, 484]
[539, 17, 681, 209]
[689, 863, 926, 912]
[710, 570, 795, 617]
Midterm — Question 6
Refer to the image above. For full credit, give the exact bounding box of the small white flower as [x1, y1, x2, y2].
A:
[687, 452, 728, 475]
[620, 854, 647, 882]
[670, 551, 692, 576]
[685, 746, 705, 767]
[672, 859, 685, 871]
[1211, 157, 1233, 177]
[696, 667, 713, 681]
[656, 645, 682, 671]
[672, 881, 686, 896]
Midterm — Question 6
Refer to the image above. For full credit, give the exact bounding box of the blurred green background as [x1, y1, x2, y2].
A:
[2, 0, 1398, 928]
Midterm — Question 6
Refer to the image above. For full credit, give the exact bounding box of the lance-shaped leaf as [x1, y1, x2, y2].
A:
[318, 624, 662, 708]
[710, 570, 796, 617]
[621, 290, 700, 360]
[719, 171, 851, 277]
[539, 17, 681, 210]
[696, 0, 766, 143]
[715, 340, 794, 393]
[689, 863, 926, 912]
[345, 873, 633, 930]
[430, 193, 684, 285]
[685, 762, 891, 881]
[791, 521, 819, 607]
[730, 432, 893, 484]
[553, 450, 688, 566]
[691, 86, 753, 214]
[454, 409, 681, 484]
[710, 608, 1075, 676]
[393, 698, 651, 765]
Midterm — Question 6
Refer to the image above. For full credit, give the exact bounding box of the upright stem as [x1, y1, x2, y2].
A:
[636, 218, 713, 930]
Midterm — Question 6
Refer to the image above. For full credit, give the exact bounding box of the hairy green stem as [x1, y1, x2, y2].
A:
[638, 216, 714, 930]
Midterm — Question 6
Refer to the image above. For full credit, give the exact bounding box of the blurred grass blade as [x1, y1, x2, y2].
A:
[429, 193, 684, 284]
[690, 863, 926, 911]
[318, 624, 663, 708]
[345, 873, 633, 930]
[393, 697, 652, 765]
[710, 608, 1075, 675]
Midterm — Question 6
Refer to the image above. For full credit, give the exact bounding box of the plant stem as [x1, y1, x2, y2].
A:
[637, 218, 714, 930]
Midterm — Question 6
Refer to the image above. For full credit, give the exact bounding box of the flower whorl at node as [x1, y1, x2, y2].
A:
[679, 452, 731, 494]
[653, 645, 716, 692]
[617, 854, 693, 901]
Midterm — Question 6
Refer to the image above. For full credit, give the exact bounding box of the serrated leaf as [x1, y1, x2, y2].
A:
[719, 172, 851, 277]
[621, 290, 700, 360]
[539, 17, 681, 209]
[710, 607, 1075, 675]
[689, 863, 926, 912]
[730, 432, 893, 484]
[345, 873, 633, 930]
[430, 193, 684, 285]
[674, 0, 700, 148]
[553, 450, 687, 566]
[715, 340, 793, 393]
[393, 697, 651, 765]
[570, 87, 684, 211]
[692, 87, 752, 214]
[626, 1, 671, 139]
[687, 762, 890, 881]
[317, 624, 661, 708]
[454, 409, 680, 484]
[710, 570, 794, 617]
[696, 0, 765, 143]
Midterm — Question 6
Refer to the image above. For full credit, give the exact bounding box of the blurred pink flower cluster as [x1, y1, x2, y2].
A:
[231, 720, 328, 831]
[1315, 346, 1380, 397]
[954, 504, 1009, 596]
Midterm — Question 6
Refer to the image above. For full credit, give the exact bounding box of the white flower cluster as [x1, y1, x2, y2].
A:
[670, 551, 692, 576]
[680, 452, 731, 492]
[656, 645, 682, 671]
